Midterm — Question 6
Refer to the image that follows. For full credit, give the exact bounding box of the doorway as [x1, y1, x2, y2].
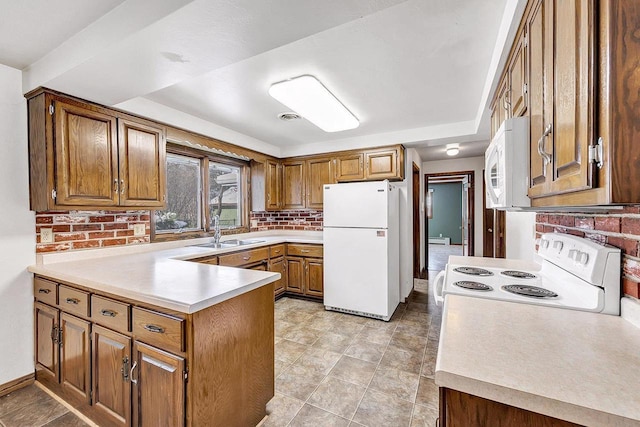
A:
[412, 163, 421, 279]
[482, 175, 506, 258]
[424, 171, 474, 272]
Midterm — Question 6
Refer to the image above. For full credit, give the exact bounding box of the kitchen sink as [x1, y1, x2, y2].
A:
[194, 239, 265, 249]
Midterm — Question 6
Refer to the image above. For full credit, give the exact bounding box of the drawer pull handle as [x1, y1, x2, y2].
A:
[301, 249, 310, 253]
[243, 256, 251, 261]
[101, 309, 117, 317]
[38, 289, 51, 294]
[66, 297, 80, 305]
[144, 324, 165, 334]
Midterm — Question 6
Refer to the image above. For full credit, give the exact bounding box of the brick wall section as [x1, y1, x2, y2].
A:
[36, 211, 151, 253]
[250, 210, 323, 232]
[535, 206, 640, 299]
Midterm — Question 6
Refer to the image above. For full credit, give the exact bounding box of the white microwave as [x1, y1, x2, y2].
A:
[484, 117, 530, 210]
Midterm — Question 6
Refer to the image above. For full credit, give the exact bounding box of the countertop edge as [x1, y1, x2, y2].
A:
[434, 370, 637, 427]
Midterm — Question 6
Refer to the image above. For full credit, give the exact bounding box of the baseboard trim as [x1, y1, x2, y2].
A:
[0, 372, 35, 397]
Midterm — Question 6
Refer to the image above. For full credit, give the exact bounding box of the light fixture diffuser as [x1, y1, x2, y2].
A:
[268, 75, 359, 132]
[446, 147, 459, 156]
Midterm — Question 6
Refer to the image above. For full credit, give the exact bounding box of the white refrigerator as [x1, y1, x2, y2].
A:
[323, 180, 400, 321]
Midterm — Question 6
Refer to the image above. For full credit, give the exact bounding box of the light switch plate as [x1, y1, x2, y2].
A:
[41, 228, 53, 243]
[133, 224, 146, 236]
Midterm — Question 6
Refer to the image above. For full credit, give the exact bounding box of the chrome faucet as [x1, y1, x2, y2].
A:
[213, 214, 221, 245]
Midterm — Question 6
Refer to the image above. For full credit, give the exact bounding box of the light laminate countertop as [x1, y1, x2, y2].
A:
[435, 295, 640, 426]
[28, 232, 323, 314]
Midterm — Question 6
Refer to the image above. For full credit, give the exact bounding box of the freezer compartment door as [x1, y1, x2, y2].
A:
[323, 181, 389, 228]
[324, 227, 398, 319]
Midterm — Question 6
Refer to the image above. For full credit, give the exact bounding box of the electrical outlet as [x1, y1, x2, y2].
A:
[41, 228, 53, 243]
[133, 224, 146, 236]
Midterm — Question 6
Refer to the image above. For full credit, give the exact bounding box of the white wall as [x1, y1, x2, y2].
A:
[506, 211, 536, 261]
[0, 64, 35, 385]
[422, 156, 485, 257]
[397, 148, 423, 302]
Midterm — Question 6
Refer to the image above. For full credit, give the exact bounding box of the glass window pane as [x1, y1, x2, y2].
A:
[209, 162, 241, 229]
[155, 154, 201, 232]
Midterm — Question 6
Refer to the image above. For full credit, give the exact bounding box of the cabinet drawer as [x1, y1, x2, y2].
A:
[58, 285, 90, 317]
[218, 247, 269, 267]
[91, 295, 130, 333]
[287, 244, 323, 258]
[192, 255, 218, 265]
[34, 277, 57, 306]
[132, 307, 184, 354]
[269, 244, 285, 258]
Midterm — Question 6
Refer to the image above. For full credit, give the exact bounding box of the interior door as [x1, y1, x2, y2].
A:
[483, 177, 495, 257]
[461, 177, 469, 256]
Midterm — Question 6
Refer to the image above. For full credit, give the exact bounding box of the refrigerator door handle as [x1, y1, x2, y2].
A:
[433, 270, 446, 306]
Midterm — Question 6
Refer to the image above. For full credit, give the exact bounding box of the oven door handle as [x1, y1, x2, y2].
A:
[433, 270, 446, 306]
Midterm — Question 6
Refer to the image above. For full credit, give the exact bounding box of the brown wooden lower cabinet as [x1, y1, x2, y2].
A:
[92, 325, 131, 427]
[59, 313, 91, 403]
[269, 256, 287, 297]
[439, 388, 582, 427]
[305, 258, 324, 298]
[285, 257, 305, 295]
[34, 276, 275, 427]
[286, 256, 324, 299]
[132, 342, 185, 427]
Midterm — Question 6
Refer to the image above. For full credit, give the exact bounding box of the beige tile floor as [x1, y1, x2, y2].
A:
[267, 278, 442, 427]
[0, 279, 441, 427]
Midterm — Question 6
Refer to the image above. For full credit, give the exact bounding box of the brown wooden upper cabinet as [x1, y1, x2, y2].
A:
[528, 0, 594, 200]
[335, 153, 364, 182]
[306, 157, 334, 209]
[282, 161, 306, 210]
[251, 159, 282, 211]
[364, 148, 401, 180]
[492, 0, 640, 206]
[26, 89, 166, 211]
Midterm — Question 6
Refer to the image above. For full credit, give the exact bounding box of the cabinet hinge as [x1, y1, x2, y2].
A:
[184, 370, 188, 382]
[524, 34, 528, 47]
[523, 83, 528, 95]
[588, 137, 604, 169]
[51, 189, 57, 200]
[49, 103, 54, 115]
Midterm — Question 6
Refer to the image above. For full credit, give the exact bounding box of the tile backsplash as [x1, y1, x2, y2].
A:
[36, 211, 150, 253]
[250, 210, 323, 231]
[535, 206, 640, 299]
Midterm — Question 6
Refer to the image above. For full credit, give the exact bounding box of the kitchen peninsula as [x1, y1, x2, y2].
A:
[28, 233, 321, 427]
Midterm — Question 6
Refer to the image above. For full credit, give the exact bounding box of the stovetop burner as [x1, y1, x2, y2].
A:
[453, 267, 493, 276]
[501, 270, 537, 279]
[453, 281, 493, 291]
[502, 285, 558, 298]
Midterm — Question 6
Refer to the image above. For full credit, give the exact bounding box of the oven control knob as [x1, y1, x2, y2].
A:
[540, 239, 550, 249]
[553, 241, 563, 252]
[578, 252, 589, 265]
[568, 249, 579, 260]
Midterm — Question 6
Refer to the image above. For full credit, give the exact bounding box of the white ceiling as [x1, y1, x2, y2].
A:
[0, 0, 525, 160]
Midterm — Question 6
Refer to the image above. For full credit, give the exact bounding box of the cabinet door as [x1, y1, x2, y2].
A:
[132, 342, 185, 427]
[282, 161, 306, 209]
[266, 160, 282, 210]
[92, 325, 131, 427]
[364, 149, 399, 180]
[509, 28, 528, 117]
[54, 100, 119, 206]
[335, 153, 364, 182]
[490, 105, 499, 140]
[59, 313, 91, 403]
[548, 0, 595, 195]
[305, 258, 324, 298]
[35, 302, 59, 381]
[118, 119, 166, 208]
[528, 0, 553, 197]
[285, 257, 304, 294]
[306, 157, 334, 209]
[269, 256, 287, 297]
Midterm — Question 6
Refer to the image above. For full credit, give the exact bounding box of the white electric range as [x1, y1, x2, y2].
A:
[433, 233, 621, 315]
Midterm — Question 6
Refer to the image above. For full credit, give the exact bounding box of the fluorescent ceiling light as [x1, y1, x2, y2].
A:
[268, 75, 359, 132]
[446, 147, 459, 156]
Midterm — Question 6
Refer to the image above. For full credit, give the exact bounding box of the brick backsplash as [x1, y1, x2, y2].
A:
[35, 211, 151, 253]
[250, 210, 323, 231]
[535, 207, 640, 299]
